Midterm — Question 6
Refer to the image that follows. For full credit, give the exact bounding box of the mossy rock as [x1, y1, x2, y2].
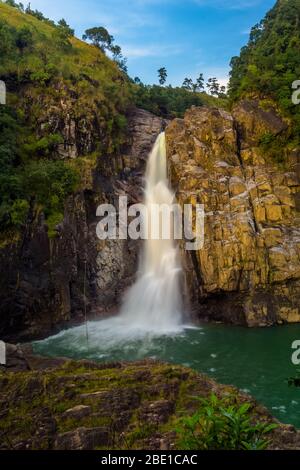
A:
[1, 347, 299, 450]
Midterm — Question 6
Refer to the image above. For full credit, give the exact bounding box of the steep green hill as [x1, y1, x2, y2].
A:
[0, 1, 226, 235]
[0, 2, 128, 95]
[229, 0, 300, 147]
[0, 1, 131, 233]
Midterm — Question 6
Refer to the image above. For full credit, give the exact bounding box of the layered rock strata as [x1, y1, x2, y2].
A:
[166, 101, 300, 326]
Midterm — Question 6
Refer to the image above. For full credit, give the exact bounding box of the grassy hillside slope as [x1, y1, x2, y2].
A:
[0, 2, 126, 86]
[0, 1, 131, 234]
[0, 0, 227, 235]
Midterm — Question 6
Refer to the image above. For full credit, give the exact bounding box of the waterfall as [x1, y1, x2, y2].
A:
[120, 132, 183, 332]
[35, 133, 185, 353]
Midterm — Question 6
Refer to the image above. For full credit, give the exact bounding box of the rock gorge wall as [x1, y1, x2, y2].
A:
[0, 108, 165, 341]
[2, 96, 300, 339]
[166, 101, 300, 326]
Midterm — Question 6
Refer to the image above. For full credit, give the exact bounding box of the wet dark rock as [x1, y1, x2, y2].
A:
[0, 108, 164, 342]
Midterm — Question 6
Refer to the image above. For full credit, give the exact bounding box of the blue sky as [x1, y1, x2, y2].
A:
[29, 0, 275, 88]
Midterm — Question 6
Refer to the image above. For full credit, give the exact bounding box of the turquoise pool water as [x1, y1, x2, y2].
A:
[33, 320, 300, 428]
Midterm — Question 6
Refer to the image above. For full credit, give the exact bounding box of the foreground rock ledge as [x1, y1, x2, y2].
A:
[0, 343, 299, 450]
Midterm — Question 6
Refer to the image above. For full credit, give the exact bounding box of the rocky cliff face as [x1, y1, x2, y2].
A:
[166, 101, 300, 326]
[2, 96, 299, 338]
[0, 108, 164, 341]
[94, 108, 165, 310]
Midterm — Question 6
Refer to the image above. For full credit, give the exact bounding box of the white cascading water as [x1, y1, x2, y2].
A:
[119, 132, 183, 332]
[35, 133, 184, 354]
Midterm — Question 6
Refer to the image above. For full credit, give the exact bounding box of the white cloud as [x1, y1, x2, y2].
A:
[29, 0, 162, 34]
[217, 76, 229, 90]
[171, 66, 230, 90]
[122, 44, 182, 59]
[122, 45, 160, 59]
[199, 67, 230, 91]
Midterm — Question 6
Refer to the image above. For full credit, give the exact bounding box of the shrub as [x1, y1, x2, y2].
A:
[21, 160, 79, 211]
[132, 83, 206, 119]
[258, 132, 287, 166]
[16, 27, 33, 53]
[10, 198, 29, 225]
[46, 210, 64, 238]
[23, 134, 63, 157]
[0, 19, 16, 57]
[176, 394, 277, 450]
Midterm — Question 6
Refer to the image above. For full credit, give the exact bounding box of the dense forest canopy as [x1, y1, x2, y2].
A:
[131, 83, 224, 119]
[229, 0, 300, 145]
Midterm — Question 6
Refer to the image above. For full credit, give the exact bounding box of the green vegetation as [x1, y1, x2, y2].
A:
[0, 0, 228, 235]
[0, 104, 79, 230]
[176, 393, 277, 450]
[82, 25, 127, 72]
[131, 84, 204, 118]
[183, 73, 205, 93]
[258, 131, 290, 166]
[0, 0, 131, 234]
[132, 69, 227, 118]
[207, 77, 226, 96]
[0, 360, 279, 450]
[229, 0, 300, 145]
[131, 82, 226, 119]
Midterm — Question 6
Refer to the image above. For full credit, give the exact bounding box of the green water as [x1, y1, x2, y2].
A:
[33, 320, 300, 428]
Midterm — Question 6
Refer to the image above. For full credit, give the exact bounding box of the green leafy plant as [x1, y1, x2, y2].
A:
[176, 393, 277, 450]
[258, 132, 287, 166]
[15, 26, 33, 53]
[10, 198, 29, 225]
[23, 133, 63, 157]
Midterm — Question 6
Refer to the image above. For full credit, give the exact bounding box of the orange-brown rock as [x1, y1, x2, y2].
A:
[166, 102, 300, 326]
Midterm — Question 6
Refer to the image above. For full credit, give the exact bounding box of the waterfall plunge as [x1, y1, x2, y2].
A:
[120, 132, 183, 333]
[35, 133, 184, 353]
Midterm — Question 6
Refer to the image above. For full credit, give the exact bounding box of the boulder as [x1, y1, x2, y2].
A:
[62, 405, 91, 420]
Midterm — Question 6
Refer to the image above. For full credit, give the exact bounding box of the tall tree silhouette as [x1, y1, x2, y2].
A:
[158, 67, 167, 85]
